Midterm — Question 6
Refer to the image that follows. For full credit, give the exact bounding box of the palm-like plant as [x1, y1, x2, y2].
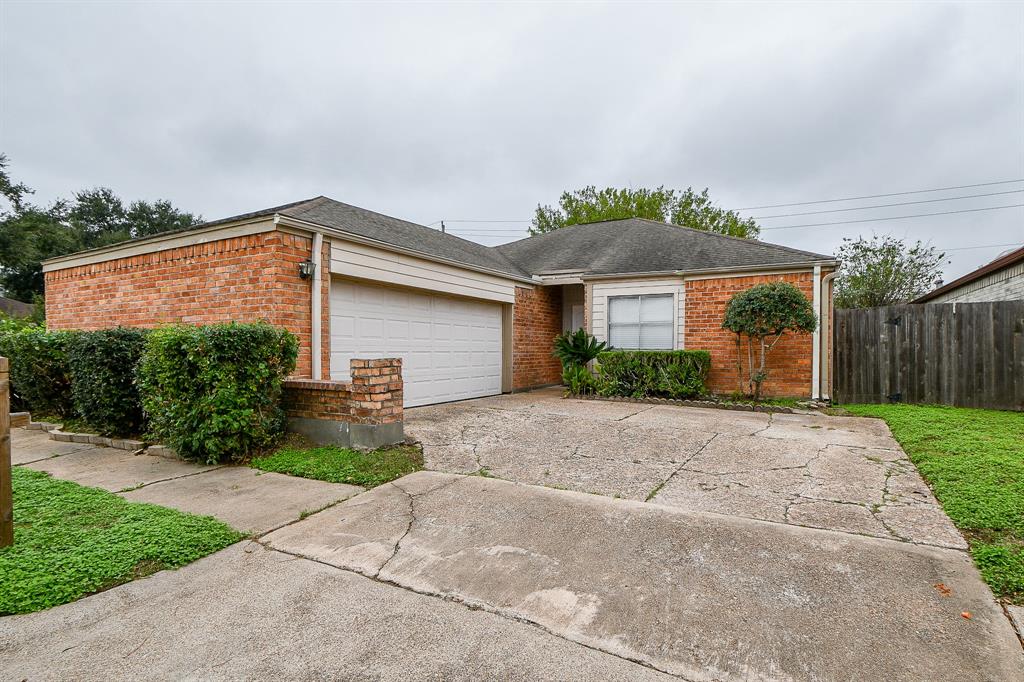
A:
[552, 328, 607, 369]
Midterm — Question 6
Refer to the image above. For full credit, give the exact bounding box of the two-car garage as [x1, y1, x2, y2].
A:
[329, 279, 505, 407]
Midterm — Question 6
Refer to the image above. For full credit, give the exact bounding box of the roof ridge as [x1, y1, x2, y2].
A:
[629, 217, 832, 260]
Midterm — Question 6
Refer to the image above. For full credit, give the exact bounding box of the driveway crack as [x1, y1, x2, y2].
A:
[645, 433, 720, 502]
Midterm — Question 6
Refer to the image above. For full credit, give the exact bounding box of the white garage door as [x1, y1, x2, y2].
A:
[330, 278, 504, 407]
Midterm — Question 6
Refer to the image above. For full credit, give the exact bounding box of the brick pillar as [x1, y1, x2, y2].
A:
[348, 358, 404, 448]
[350, 358, 403, 424]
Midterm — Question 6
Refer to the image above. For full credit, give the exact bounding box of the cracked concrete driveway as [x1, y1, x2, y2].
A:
[406, 388, 966, 549]
[262, 472, 1022, 680]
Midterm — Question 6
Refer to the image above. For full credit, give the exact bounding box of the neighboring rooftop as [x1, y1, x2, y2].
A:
[914, 245, 1024, 303]
[496, 218, 834, 276]
[0, 296, 34, 318]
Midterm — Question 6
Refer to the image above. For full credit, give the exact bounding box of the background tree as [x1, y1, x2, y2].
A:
[0, 154, 202, 302]
[721, 281, 817, 400]
[531, 185, 759, 238]
[834, 234, 945, 309]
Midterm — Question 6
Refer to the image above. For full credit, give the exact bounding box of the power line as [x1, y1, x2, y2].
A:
[737, 178, 1024, 210]
[760, 203, 1024, 231]
[941, 242, 1022, 252]
[752, 189, 1024, 219]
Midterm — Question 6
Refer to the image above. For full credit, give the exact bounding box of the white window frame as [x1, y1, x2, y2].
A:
[606, 293, 676, 350]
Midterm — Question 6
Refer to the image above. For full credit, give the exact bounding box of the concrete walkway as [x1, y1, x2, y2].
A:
[11, 428, 361, 535]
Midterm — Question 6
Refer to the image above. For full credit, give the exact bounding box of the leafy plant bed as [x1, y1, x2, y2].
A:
[843, 404, 1024, 605]
[250, 441, 424, 488]
[574, 393, 799, 414]
[0, 468, 243, 615]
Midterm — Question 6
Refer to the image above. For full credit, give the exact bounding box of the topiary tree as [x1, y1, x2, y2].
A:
[721, 282, 816, 400]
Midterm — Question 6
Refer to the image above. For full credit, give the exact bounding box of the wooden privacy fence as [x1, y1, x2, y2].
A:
[833, 301, 1024, 410]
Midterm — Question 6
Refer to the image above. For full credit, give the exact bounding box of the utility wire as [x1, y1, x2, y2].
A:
[752, 189, 1024, 219]
[941, 242, 1022, 252]
[737, 178, 1024, 210]
[760, 203, 1024, 231]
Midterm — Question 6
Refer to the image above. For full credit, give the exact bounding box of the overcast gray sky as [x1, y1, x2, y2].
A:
[1, 0, 1021, 281]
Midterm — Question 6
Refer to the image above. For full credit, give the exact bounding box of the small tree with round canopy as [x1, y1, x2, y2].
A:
[721, 282, 817, 400]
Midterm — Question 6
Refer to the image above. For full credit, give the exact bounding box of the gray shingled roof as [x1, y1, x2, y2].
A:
[67, 197, 833, 279]
[274, 197, 531, 278]
[496, 218, 833, 276]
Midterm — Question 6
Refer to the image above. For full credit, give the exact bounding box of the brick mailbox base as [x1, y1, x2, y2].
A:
[282, 358, 404, 450]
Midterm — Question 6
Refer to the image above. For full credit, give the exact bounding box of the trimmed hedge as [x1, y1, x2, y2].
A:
[137, 322, 298, 464]
[0, 325, 77, 418]
[595, 350, 710, 400]
[67, 327, 149, 437]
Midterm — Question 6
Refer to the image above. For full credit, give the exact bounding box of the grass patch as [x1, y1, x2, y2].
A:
[843, 403, 1024, 603]
[250, 443, 423, 487]
[0, 468, 243, 615]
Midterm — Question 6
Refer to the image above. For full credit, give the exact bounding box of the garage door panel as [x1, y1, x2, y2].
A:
[330, 279, 503, 407]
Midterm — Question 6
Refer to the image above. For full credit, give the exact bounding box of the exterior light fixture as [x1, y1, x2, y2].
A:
[298, 259, 317, 280]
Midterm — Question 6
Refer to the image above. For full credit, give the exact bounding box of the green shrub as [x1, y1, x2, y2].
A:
[0, 325, 78, 418]
[562, 363, 598, 396]
[67, 327, 149, 437]
[137, 322, 298, 464]
[596, 350, 710, 400]
[553, 329, 607, 370]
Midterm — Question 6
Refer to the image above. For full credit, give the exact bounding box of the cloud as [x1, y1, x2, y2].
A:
[1, 0, 1020, 279]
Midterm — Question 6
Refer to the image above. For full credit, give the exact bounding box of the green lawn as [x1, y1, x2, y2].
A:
[250, 443, 424, 488]
[843, 404, 1024, 603]
[0, 468, 243, 615]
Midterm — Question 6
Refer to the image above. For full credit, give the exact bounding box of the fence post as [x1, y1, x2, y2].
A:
[0, 357, 11, 547]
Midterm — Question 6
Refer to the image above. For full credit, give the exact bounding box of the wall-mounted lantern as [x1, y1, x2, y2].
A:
[298, 259, 317, 280]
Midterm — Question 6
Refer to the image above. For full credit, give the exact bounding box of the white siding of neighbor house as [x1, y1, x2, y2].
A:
[926, 261, 1024, 303]
[329, 239, 519, 303]
[590, 277, 686, 349]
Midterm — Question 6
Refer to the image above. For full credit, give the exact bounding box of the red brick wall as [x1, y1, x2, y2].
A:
[282, 380, 353, 421]
[44, 230, 319, 378]
[512, 285, 563, 390]
[282, 358, 403, 426]
[349, 358, 403, 424]
[684, 272, 815, 398]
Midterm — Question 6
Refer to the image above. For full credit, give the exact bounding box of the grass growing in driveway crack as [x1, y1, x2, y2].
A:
[844, 404, 1024, 604]
[251, 443, 424, 488]
[0, 468, 243, 615]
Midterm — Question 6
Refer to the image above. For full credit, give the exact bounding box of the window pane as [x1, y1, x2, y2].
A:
[609, 323, 640, 349]
[609, 296, 640, 325]
[639, 322, 674, 350]
[640, 295, 673, 323]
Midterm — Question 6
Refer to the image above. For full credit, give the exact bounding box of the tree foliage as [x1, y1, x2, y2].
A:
[531, 185, 759, 238]
[0, 154, 202, 302]
[721, 282, 816, 400]
[834, 234, 945, 309]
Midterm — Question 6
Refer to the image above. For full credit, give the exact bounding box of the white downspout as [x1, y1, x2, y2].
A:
[819, 271, 838, 400]
[311, 232, 323, 380]
[811, 266, 821, 399]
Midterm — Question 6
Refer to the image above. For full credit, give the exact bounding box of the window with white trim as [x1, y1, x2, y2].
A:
[607, 294, 674, 349]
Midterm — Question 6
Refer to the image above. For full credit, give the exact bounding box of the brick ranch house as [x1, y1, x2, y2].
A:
[43, 196, 837, 420]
